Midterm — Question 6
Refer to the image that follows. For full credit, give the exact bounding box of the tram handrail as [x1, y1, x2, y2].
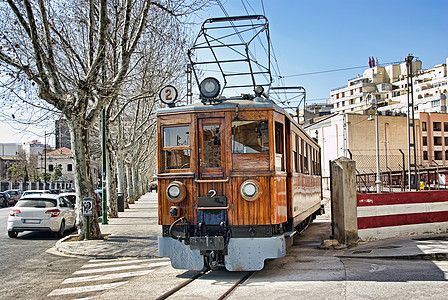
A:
[195, 177, 230, 183]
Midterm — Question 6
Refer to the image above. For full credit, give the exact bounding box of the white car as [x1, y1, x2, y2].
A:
[21, 190, 52, 198]
[7, 194, 76, 238]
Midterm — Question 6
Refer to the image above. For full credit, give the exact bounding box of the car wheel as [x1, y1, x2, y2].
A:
[8, 231, 18, 238]
[56, 220, 65, 238]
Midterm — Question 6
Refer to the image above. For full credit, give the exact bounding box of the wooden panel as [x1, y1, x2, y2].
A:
[229, 176, 271, 225]
[232, 153, 269, 170]
[289, 173, 322, 219]
[271, 175, 288, 224]
[158, 178, 196, 225]
[159, 114, 192, 125]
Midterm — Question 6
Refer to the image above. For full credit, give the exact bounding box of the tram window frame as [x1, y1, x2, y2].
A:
[274, 121, 285, 171]
[231, 120, 269, 154]
[162, 125, 191, 171]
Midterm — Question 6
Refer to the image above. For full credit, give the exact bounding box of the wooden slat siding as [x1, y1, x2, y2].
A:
[272, 174, 288, 224]
[230, 176, 271, 225]
[197, 182, 224, 198]
[290, 173, 322, 219]
[158, 178, 196, 225]
[232, 153, 269, 170]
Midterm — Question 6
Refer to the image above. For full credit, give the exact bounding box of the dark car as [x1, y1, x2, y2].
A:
[0, 192, 15, 208]
[149, 180, 158, 193]
[4, 189, 22, 203]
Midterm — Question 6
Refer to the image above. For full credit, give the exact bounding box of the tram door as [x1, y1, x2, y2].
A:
[198, 118, 225, 179]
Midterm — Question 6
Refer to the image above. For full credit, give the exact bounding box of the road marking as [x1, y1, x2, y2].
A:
[74, 261, 170, 274]
[48, 281, 127, 296]
[62, 269, 155, 284]
[82, 258, 153, 268]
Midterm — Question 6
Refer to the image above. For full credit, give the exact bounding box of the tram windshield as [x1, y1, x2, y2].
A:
[232, 120, 269, 154]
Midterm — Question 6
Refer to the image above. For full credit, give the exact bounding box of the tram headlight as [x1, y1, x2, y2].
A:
[200, 77, 221, 99]
[254, 85, 264, 96]
[240, 180, 261, 201]
[166, 181, 186, 203]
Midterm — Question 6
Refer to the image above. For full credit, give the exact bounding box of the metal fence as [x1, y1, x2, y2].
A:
[350, 153, 448, 193]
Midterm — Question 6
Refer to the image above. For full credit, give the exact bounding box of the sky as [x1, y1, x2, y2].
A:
[1, 0, 447, 145]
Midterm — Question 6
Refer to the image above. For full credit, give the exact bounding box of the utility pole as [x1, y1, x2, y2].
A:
[406, 54, 418, 191]
[101, 109, 108, 224]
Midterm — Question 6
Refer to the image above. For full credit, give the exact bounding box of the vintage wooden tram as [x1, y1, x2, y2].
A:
[157, 16, 322, 271]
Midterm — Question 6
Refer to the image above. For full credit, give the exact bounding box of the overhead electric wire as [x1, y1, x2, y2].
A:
[280, 61, 403, 78]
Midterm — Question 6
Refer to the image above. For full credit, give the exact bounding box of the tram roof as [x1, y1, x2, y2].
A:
[157, 98, 280, 114]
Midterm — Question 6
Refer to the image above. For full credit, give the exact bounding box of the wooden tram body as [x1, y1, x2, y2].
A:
[157, 98, 322, 271]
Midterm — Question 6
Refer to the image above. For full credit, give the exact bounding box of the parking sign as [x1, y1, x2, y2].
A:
[82, 197, 94, 216]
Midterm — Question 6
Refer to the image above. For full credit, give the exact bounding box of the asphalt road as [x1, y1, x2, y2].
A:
[1, 197, 448, 299]
[0, 206, 88, 299]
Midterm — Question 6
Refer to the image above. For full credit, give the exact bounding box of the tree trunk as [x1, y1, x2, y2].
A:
[116, 150, 129, 209]
[69, 117, 101, 240]
[106, 139, 118, 217]
[127, 164, 135, 204]
[132, 166, 139, 200]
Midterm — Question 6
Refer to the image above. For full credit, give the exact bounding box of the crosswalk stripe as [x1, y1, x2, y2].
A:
[74, 261, 170, 275]
[48, 281, 127, 296]
[62, 269, 155, 284]
[82, 258, 153, 268]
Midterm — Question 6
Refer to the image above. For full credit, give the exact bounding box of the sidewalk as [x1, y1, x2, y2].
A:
[55, 192, 160, 258]
[54, 192, 448, 260]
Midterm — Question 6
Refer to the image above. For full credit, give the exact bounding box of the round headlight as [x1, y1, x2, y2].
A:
[200, 77, 220, 99]
[254, 85, 264, 96]
[240, 180, 261, 201]
[166, 181, 186, 203]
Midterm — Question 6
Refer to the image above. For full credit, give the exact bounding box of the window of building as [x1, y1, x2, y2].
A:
[444, 123, 448, 132]
[445, 137, 448, 146]
[350, 99, 354, 105]
[434, 136, 442, 146]
[434, 122, 442, 131]
[435, 151, 443, 160]
[67, 164, 72, 172]
[423, 151, 428, 160]
[446, 150, 448, 160]
[48, 164, 54, 172]
[432, 100, 441, 107]
[423, 136, 427, 146]
[422, 122, 427, 131]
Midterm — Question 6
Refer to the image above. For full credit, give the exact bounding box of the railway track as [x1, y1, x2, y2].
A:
[156, 269, 254, 300]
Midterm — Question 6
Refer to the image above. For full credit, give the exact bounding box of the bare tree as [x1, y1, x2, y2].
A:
[0, 0, 210, 239]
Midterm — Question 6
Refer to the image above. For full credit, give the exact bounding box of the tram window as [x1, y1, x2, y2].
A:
[203, 125, 221, 168]
[164, 126, 189, 147]
[163, 126, 191, 170]
[275, 122, 284, 171]
[232, 120, 269, 154]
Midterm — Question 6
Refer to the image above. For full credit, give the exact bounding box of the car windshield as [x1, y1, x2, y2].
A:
[16, 199, 57, 208]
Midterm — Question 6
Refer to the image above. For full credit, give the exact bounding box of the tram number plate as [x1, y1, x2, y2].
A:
[197, 196, 227, 207]
[190, 236, 225, 251]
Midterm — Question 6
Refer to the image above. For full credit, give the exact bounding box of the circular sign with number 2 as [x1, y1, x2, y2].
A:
[159, 85, 178, 106]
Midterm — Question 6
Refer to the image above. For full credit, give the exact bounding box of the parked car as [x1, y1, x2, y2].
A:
[149, 180, 158, 192]
[4, 189, 22, 203]
[49, 189, 61, 195]
[57, 192, 76, 206]
[21, 190, 52, 198]
[7, 194, 76, 238]
[0, 192, 15, 208]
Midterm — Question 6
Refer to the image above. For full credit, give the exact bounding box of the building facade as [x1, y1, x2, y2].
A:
[330, 58, 447, 116]
[39, 147, 75, 189]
